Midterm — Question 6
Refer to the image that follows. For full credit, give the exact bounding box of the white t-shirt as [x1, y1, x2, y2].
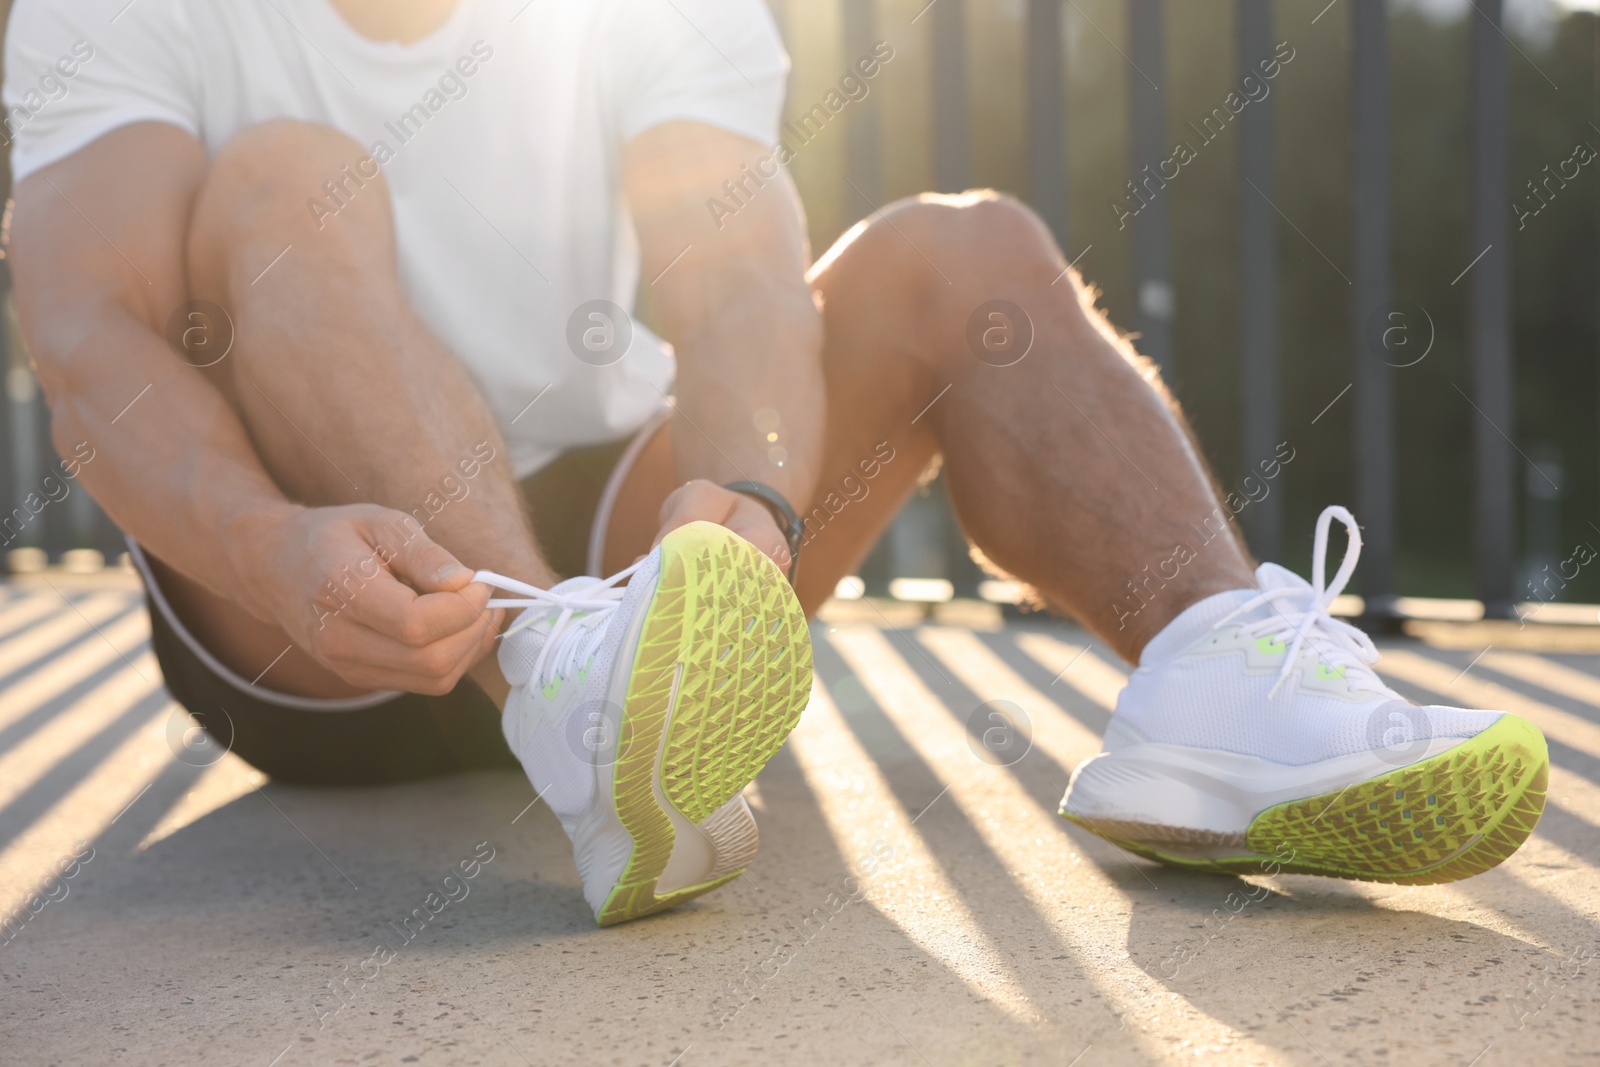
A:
[3, 0, 788, 477]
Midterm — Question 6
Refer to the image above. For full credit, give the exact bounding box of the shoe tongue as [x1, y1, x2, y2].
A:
[546, 576, 602, 598]
[1137, 563, 1310, 669]
[1255, 561, 1311, 593]
[496, 577, 601, 688]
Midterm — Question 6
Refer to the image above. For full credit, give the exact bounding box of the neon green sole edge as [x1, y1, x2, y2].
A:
[1061, 714, 1549, 885]
[597, 522, 812, 927]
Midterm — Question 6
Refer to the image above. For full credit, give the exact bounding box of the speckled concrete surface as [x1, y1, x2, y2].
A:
[1, 581, 1598, 1066]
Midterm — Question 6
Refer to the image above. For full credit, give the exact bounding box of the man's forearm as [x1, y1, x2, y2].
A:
[621, 123, 825, 518]
[11, 126, 301, 622]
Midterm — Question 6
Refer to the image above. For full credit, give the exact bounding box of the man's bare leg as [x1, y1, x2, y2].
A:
[605, 191, 1257, 664]
[595, 190, 1544, 892]
[161, 120, 553, 704]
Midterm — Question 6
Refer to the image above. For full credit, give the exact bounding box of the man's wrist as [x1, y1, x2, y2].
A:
[221, 499, 306, 620]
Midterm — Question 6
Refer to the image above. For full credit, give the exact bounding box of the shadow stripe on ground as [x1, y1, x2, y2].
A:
[808, 637, 1077, 1024]
[0, 594, 141, 692]
[0, 675, 169, 850]
[0, 614, 155, 743]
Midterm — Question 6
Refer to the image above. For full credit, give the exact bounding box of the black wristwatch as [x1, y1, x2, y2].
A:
[723, 480, 804, 583]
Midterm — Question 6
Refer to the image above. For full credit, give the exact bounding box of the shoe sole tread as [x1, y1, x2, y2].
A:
[1061, 714, 1549, 885]
[597, 523, 811, 926]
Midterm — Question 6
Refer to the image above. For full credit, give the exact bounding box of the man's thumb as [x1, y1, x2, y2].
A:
[389, 527, 473, 593]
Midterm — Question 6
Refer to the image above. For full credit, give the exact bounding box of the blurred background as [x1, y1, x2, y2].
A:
[4, 0, 1599, 619]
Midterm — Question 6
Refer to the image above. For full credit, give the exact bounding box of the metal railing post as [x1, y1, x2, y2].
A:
[4, 371, 40, 555]
[1026, 0, 1068, 246]
[1351, 0, 1397, 619]
[1128, 0, 1175, 379]
[1237, 0, 1281, 561]
[842, 0, 884, 209]
[1470, 0, 1515, 617]
[930, 0, 971, 193]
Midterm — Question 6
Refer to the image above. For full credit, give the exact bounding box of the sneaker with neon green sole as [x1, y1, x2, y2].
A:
[478, 520, 812, 925]
[1060, 505, 1548, 884]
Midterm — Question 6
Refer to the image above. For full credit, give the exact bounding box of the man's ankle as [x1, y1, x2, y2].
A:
[1113, 571, 1258, 663]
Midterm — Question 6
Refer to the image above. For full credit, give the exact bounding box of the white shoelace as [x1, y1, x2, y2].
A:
[473, 561, 645, 690]
[1212, 505, 1384, 698]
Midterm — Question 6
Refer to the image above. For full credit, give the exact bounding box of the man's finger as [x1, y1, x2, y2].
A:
[320, 605, 499, 685]
[348, 571, 491, 648]
[386, 524, 475, 594]
[654, 480, 737, 546]
[653, 483, 792, 570]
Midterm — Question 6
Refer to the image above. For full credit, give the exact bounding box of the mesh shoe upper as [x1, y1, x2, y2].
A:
[1112, 507, 1503, 766]
[491, 557, 662, 822]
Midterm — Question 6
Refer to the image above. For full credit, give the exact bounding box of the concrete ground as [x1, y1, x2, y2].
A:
[1, 575, 1598, 1067]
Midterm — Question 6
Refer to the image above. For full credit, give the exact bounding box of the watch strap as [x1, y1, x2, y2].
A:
[723, 480, 803, 583]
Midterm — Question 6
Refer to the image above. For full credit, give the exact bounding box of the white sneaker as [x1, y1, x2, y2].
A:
[477, 521, 811, 925]
[1061, 506, 1548, 884]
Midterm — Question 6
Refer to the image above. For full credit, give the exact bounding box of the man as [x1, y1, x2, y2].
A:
[5, 0, 1547, 926]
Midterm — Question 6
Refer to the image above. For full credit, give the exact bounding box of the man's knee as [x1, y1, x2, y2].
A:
[825, 192, 1064, 326]
[190, 120, 392, 272]
[881, 190, 1059, 273]
[211, 120, 386, 212]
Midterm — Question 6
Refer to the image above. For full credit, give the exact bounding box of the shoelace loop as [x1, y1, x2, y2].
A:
[1213, 505, 1383, 699]
[473, 560, 645, 690]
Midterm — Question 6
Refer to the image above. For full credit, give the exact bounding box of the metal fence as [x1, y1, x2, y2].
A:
[790, 0, 1530, 615]
[0, 0, 1541, 617]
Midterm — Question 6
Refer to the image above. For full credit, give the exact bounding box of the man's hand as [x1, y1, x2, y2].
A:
[252, 505, 502, 695]
[656, 480, 792, 574]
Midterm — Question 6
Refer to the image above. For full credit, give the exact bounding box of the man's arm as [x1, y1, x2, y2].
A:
[13, 124, 288, 597]
[10, 123, 496, 695]
[623, 121, 825, 566]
